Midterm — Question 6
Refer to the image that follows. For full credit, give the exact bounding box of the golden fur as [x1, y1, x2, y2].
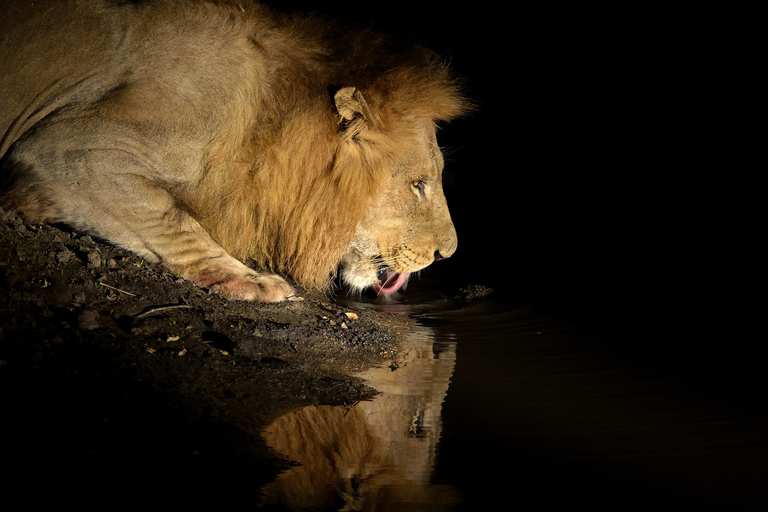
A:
[0, 0, 469, 301]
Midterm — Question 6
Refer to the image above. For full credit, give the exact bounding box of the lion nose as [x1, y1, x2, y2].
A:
[431, 218, 457, 263]
[434, 230, 457, 262]
[434, 246, 455, 261]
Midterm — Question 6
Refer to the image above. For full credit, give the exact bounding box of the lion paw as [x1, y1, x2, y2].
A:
[212, 273, 294, 302]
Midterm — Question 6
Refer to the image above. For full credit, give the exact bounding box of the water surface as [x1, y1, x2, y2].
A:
[263, 282, 768, 510]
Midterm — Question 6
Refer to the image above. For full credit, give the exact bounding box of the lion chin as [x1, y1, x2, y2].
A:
[0, 0, 469, 302]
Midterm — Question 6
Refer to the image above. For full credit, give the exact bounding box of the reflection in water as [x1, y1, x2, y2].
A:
[261, 290, 768, 510]
[260, 324, 458, 511]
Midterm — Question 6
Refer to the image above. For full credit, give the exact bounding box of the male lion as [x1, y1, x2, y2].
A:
[0, 0, 468, 302]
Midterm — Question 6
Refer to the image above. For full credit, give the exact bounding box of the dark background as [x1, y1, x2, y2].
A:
[258, 5, 764, 426]
[271, 2, 756, 350]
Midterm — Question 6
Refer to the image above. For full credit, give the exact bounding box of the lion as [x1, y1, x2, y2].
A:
[0, 0, 469, 302]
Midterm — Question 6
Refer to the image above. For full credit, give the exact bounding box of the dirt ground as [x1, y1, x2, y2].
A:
[0, 206, 419, 508]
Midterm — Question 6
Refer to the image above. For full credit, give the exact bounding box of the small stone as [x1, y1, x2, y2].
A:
[56, 250, 75, 264]
[77, 310, 100, 330]
[87, 251, 102, 267]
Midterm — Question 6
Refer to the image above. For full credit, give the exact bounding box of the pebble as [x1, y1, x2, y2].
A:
[77, 310, 100, 330]
[56, 250, 76, 264]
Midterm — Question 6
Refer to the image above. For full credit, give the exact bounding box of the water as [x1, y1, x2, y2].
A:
[262, 275, 768, 510]
[426, 298, 768, 510]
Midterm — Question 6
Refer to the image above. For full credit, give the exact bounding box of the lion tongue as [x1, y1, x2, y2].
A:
[373, 270, 411, 296]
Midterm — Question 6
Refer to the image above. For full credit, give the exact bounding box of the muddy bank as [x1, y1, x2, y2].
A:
[0, 207, 414, 508]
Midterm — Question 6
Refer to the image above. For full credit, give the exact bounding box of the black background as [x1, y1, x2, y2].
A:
[270, 2, 758, 363]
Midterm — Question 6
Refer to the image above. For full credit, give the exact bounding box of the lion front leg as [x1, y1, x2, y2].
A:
[155, 226, 294, 302]
[87, 192, 294, 302]
[96, 192, 294, 303]
[3, 140, 293, 302]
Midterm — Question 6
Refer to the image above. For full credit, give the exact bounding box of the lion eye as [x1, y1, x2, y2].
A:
[413, 180, 426, 196]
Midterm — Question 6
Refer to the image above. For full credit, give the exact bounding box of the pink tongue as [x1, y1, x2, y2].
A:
[373, 270, 411, 296]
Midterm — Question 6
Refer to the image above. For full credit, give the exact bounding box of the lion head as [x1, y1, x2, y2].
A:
[334, 89, 459, 295]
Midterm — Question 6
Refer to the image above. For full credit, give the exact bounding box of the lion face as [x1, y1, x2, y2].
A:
[340, 121, 457, 296]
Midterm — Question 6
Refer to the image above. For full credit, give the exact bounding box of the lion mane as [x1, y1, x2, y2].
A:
[0, 0, 469, 300]
[193, 33, 467, 290]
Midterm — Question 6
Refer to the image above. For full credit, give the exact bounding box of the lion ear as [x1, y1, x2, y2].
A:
[334, 87, 370, 121]
[333, 87, 380, 140]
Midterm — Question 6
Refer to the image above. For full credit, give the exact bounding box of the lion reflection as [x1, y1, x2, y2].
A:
[261, 326, 457, 510]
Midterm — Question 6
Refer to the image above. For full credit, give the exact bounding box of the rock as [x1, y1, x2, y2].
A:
[56, 250, 76, 264]
[87, 250, 103, 267]
[77, 310, 101, 330]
